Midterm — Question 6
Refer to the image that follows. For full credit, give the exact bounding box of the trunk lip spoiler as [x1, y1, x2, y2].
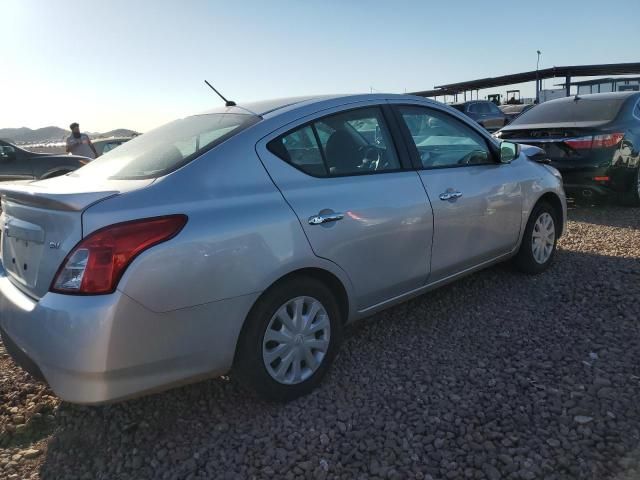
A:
[0, 185, 119, 212]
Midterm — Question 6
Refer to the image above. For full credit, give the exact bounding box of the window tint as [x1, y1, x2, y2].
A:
[634, 100, 640, 119]
[102, 142, 121, 154]
[268, 107, 401, 177]
[399, 106, 492, 168]
[467, 103, 479, 113]
[511, 97, 626, 124]
[487, 102, 501, 113]
[271, 125, 327, 177]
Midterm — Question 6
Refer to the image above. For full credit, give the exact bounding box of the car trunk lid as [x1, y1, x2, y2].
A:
[0, 175, 153, 298]
[499, 125, 620, 164]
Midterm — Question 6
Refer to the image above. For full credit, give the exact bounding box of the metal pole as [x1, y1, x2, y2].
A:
[565, 76, 571, 97]
[536, 50, 541, 103]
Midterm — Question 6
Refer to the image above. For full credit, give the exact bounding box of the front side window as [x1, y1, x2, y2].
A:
[487, 102, 501, 114]
[398, 106, 492, 169]
[268, 107, 401, 177]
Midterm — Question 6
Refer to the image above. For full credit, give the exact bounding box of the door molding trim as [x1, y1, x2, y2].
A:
[352, 248, 516, 321]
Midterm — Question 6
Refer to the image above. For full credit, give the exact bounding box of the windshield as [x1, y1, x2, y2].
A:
[511, 97, 626, 125]
[72, 113, 259, 179]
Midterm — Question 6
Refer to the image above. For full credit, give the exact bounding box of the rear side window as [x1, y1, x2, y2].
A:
[73, 113, 259, 179]
[512, 97, 626, 124]
[267, 107, 401, 177]
[467, 103, 479, 113]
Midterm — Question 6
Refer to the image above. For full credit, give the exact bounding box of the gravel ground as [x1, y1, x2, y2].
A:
[1, 204, 639, 480]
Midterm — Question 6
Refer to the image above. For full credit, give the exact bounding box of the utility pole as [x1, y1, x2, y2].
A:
[536, 50, 542, 103]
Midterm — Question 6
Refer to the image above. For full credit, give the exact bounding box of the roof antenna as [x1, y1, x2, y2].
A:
[204, 80, 236, 107]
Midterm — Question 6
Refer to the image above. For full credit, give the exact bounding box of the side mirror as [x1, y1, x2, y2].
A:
[0, 146, 16, 163]
[499, 141, 519, 163]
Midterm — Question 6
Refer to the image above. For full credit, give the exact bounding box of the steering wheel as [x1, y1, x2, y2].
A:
[458, 149, 488, 165]
[359, 145, 381, 170]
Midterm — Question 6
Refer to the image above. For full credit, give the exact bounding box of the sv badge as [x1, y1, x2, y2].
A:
[49, 241, 61, 250]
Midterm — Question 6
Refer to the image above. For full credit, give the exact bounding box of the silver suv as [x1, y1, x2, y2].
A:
[0, 94, 566, 404]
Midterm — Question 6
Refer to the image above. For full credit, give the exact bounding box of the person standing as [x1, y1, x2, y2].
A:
[66, 122, 98, 159]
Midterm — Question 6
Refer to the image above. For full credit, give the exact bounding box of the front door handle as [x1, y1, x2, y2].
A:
[439, 191, 463, 201]
[308, 212, 344, 225]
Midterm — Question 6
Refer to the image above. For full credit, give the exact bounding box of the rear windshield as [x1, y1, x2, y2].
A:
[72, 113, 259, 180]
[511, 97, 626, 125]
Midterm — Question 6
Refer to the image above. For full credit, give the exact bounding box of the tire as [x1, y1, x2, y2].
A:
[618, 168, 640, 207]
[234, 276, 343, 401]
[514, 201, 559, 274]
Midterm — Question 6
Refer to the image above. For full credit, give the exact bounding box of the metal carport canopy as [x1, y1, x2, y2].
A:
[410, 62, 640, 97]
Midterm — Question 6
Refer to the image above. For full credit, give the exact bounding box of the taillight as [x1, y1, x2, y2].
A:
[51, 215, 187, 295]
[592, 132, 624, 148]
[564, 132, 624, 150]
[563, 136, 593, 150]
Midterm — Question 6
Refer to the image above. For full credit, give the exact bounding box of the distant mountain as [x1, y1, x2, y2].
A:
[0, 126, 139, 145]
[93, 129, 139, 139]
[0, 126, 68, 144]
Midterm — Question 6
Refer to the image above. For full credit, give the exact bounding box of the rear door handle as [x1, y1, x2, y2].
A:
[439, 191, 463, 201]
[308, 212, 344, 225]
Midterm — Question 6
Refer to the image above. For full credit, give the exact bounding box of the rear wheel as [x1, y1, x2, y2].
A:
[619, 167, 640, 206]
[514, 202, 559, 274]
[234, 276, 343, 401]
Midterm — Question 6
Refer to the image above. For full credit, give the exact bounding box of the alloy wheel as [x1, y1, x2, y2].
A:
[262, 296, 331, 385]
[531, 212, 555, 264]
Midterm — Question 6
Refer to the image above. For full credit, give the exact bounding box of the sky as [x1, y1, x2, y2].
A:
[1, 0, 639, 133]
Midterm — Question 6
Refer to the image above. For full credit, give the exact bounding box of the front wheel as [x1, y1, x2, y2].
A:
[234, 276, 343, 401]
[514, 202, 559, 274]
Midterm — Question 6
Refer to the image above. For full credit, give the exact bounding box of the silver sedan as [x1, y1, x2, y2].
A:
[0, 94, 566, 404]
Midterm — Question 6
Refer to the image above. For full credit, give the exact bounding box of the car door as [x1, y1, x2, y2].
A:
[484, 102, 507, 130]
[256, 104, 433, 310]
[391, 103, 522, 282]
[0, 145, 34, 181]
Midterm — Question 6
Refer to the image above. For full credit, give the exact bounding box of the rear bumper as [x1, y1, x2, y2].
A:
[556, 166, 616, 197]
[0, 266, 258, 404]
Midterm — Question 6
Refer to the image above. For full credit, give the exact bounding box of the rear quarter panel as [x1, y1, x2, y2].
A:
[82, 130, 355, 314]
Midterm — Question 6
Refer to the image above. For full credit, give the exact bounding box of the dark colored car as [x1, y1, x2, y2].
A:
[0, 140, 89, 182]
[450, 100, 510, 132]
[496, 92, 640, 205]
[500, 103, 535, 122]
[92, 137, 132, 156]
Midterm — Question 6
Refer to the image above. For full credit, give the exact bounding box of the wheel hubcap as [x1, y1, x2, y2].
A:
[531, 212, 555, 264]
[262, 296, 330, 385]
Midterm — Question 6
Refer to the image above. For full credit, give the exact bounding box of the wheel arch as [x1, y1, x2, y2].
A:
[39, 168, 72, 180]
[535, 192, 565, 236]
[233, 267, 350, 364]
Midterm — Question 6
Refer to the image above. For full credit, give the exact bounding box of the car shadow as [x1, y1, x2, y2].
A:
[567, 203, 640, 230]
[35, 247, 640, 480]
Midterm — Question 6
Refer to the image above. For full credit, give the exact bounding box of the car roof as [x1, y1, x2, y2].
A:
[451, 100, 492, 106]
[545, 91, 639, 104]
[199, 93, 440, 118]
